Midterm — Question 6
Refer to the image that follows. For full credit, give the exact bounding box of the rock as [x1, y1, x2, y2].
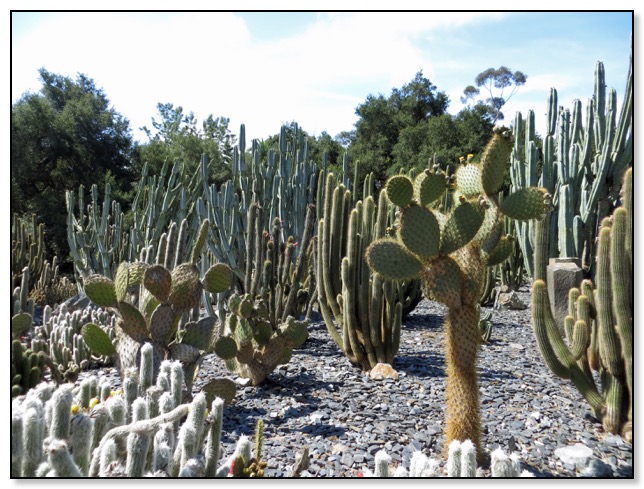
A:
[554, 443, 593, 466]
[547, 258, 583, 332]
[579, 458, 613, 478]
[369, 363, 399, 380]
[497, 291, 527, 310]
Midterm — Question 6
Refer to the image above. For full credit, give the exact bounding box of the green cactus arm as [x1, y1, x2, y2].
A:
[190, 219, 210, 265]
[455, 164, 482, 197]
[595, 226, 623, 377]
[341, 252, 372, 368]
[414, 169, 447, 205]
[12, 312, 33, 340]
[81, 323, 116, 356]
[399, 205, 440, 260]
[84, 275, 118, 308]
[480, 129, 512, 195]
[485, 235, 515, 267]
[385, 175, 414, 208]
[500, 187, 550, 221]
[439, 199, 485, 256]
[366, 239, 423, 281]
[531, 280, 603, 417]
[203, 263, 233, 294]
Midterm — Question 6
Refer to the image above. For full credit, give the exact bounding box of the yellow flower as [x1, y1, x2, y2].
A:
[89, 397, 100, 410]
[71, 404, 80, 414]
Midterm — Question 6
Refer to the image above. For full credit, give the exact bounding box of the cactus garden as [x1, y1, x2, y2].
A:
[10, 41, 632, 478]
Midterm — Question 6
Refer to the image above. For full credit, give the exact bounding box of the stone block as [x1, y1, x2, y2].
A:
[546, 257, 583, 334]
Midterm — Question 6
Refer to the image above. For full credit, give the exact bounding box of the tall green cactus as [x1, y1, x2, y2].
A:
[315, 172, 422, 371]
[511, 49, 632, 277]
[195, 124, 318, 287]
[366, 128, 549, 459]
[531, 167, 632, 442]
[12, 213, 46, 290]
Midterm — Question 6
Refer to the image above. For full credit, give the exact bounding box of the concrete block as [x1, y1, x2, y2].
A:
[547, 258, 583, 334]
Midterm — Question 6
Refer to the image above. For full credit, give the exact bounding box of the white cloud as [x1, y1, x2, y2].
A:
[12, 11, 511, 143]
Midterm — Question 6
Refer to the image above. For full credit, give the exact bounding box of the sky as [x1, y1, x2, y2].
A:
[10, 9, 634, 145]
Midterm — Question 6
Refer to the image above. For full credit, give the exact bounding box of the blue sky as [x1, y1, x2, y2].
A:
[11, 10, 634, 145]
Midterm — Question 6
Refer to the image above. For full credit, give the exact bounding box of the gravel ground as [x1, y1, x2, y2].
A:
[184, 283, 634, 478]
[67, 283, 633, 478]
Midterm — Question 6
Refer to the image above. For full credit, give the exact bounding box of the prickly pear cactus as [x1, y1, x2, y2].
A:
[366, 128, 550, 459]
[83, 259, 233, 392]
[214, 293, 309, 385]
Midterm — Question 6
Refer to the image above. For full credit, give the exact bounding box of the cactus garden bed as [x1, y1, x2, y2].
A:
[53, 283, 630, 478]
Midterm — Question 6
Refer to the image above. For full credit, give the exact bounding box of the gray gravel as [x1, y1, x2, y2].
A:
[192, 284, 633, 478]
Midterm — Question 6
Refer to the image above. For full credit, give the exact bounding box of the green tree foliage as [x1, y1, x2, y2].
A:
[11, 68, 135, 263]
[348, 71, 452, 189]
[461, 66, 528, 124]
[348, 71, 494, 187]
[136, 103, 235, 186]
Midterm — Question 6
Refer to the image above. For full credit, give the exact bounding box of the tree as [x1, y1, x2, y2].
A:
[349, 71, 449, 189]
[12, 68, 135, 263]
[136, 103, 235, 186]
[461, 66, 527, 124]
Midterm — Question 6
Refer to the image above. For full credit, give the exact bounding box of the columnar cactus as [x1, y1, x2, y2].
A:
[212, 203, 314, 385]
[366, 128, 549, 458]
[315, 172, 421, 371]
[511, 49, 632, 277]
[12, 213, 46, 290]
[531, 167, 632, 442]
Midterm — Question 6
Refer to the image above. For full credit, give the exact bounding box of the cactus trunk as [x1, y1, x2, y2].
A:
[444, 304, 481, 458]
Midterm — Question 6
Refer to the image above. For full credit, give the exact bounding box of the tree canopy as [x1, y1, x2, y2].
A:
[461, 66, 527, 124]
[136, 103, 236, 186]
[348, 70, 493, 190]
[12, 68, 135, 262]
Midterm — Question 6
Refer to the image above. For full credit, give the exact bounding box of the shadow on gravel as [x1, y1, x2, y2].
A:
[395, 352, 445, 378]
[401, 312, 445, 331]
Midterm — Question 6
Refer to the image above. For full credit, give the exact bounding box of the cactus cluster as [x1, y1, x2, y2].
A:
[366, 128, 550, 458]
[12, 266, 35, 339]
[29, 302, 118, 382]
[81, 225, 234, 397]
[315, 171, 422, 371]
[531, 167, 632, 442]
[511, 50, 632, 277]
[10, 352, 268, 477]
[360, 440, 534, 478]
[12, 213, 46, 290]
[11, 340, 48, 398]
[210, 202, 314, 385]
